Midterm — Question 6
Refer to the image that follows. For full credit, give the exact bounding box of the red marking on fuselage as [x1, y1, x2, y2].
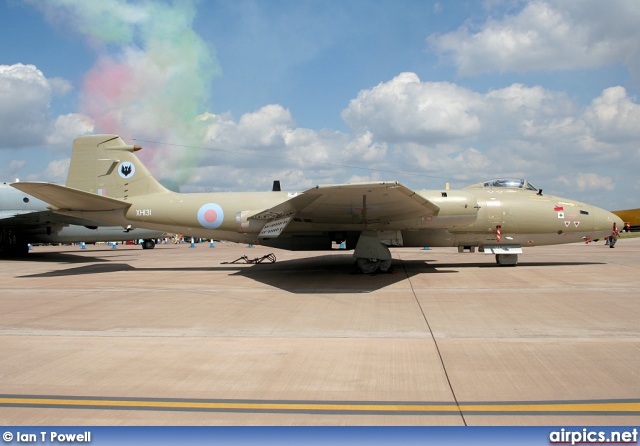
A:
[204, 209, 218, 223]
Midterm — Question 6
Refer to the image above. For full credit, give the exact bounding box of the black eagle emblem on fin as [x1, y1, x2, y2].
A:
[121, 164, 132, 177]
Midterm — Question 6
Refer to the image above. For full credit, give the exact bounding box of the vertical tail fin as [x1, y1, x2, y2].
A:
[66, 134, 169, 199]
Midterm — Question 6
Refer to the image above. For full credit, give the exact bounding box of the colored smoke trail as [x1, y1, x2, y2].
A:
[30, 0, 220, 188]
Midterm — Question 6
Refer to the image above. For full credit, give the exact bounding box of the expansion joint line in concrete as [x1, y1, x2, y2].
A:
[397, 255, 467, 426]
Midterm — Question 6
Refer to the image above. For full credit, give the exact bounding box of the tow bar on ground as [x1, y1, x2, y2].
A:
[222, 253, 276, 264]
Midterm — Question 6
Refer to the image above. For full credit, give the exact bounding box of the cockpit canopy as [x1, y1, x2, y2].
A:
[466, 178, 539, 191]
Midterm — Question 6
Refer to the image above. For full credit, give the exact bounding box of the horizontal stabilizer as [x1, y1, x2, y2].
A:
[11, 182, 130, 212]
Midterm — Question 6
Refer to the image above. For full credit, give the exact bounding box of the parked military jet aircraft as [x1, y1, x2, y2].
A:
[12, 134, 622, 270]
[1, 182, 164, 257]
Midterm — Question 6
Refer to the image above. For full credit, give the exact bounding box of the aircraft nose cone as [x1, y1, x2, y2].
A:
[591, 207, 623, 236]
[613, 213, 624, 228]
[606, 210, 624, 229]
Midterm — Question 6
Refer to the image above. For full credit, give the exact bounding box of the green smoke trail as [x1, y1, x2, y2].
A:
[30, 0, 220, 188]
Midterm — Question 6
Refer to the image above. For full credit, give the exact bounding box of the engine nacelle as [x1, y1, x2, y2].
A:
[415, 190, 478, 228]
[236, 210, 267, 233]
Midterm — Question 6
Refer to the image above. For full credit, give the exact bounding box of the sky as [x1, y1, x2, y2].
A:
[1, 0, 639, 210]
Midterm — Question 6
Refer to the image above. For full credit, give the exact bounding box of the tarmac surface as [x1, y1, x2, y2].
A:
[1, 238, 639, 426]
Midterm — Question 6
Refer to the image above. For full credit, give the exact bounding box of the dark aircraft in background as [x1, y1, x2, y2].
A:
[612, 208, 640, 232]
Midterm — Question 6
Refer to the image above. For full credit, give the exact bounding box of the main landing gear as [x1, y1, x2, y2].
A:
[0, 230, 28, 258]
[353, 232, 396, 275]
[141, 239, 156, 249]
[495, 253, 518, 266]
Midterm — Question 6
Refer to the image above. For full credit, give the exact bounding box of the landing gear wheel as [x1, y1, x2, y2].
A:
[141, 239, 156, 249]
[495, 253, 518, 266]
[0, 241, 29, 258]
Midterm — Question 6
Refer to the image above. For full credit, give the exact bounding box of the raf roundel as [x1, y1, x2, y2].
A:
[197, 203, 224, 229]
[118, 161, 136, 179]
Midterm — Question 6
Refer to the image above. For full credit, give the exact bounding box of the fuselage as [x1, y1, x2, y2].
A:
[58, 179, 622, 251]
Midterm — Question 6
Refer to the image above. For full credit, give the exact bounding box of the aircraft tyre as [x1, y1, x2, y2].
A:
[141, 239, 156, 249]
[495, 253, 518, 266]
[0, 243, 8, 258]
[0, 241, 29, 258]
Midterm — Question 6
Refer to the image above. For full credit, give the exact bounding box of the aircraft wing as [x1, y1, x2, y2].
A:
[253, 181, 439, 224]
[10, 182, 130, 212]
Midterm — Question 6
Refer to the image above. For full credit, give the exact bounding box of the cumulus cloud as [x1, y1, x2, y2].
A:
[0, 64, 51, 148]
[187, 105, 388, 192]
[558, 172, 615, 192]
[172, 70, 639, 206]
[7, 53, 633, 207]
[24, 158, 71, 184]
[2, 160, 26, 182]
[9, 160, 26, 171]
[428, 0, 640, 78]
[583, 86, 640, 143]
[343, 131, 387, 163]
[0, 63, 83, 151]
[49, 77, 73, 96]
[335, 72, 640, 204]
[46, 114, 95, 149]
[342, 73, 579, 148]
[342, 72, 482, 144]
